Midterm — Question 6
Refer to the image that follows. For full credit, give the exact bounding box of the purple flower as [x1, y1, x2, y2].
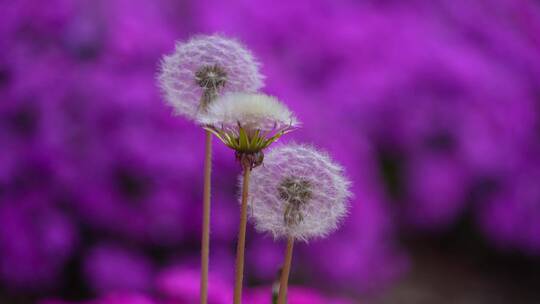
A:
[43, 266, 356, 304]
[246, 287, 355, 304]
[83, 244, 154, 294]
[477, 157, 540, 255]
[0, 196, 77, 291]
[156, 266, 231, 304]
[41, 293, 158, 304]
[403, 154, 470, 230]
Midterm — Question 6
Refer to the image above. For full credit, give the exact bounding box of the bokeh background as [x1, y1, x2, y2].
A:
[2, 0, 540, 303]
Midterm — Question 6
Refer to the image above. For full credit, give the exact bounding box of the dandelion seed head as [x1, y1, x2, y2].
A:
[199, 93, 298, 164]
[199, 92, 298, 132]
[244, 144, 352, 241]
[158, 34, 264, 120]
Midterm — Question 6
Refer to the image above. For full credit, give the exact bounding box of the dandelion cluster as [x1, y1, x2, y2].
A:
[158, 32, 351, 303]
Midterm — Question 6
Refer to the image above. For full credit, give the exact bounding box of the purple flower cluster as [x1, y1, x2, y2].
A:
[1, 0, 540, 300]
[42, 266, 354, 304]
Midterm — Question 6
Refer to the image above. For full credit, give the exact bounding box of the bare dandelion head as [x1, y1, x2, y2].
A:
[195, 64, 227, 91]
[195, 64, 228, 110]
[158, 34, 264, 120]
[199, 93, 299, 169]
[278, 177, 313, 227]
[244, 144, 352, 241]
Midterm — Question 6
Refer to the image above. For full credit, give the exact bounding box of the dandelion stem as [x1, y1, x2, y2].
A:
[277, 236, 294, 304]
[200, 130, 212, 304]
[233, 166, 251, 304]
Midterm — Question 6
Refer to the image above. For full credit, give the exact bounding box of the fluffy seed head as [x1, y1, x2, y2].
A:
[158, 34, 264, 120]
[199, 93, 298, 157]
[199, 92, 298, 132]
[244, 144, 352, 241]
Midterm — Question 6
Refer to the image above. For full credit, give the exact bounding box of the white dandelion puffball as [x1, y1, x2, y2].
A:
[158, 34, 264, 120]
[245, 144, 352, 241]
[198, 92, 298, 133]
[198, 93, 298, 165]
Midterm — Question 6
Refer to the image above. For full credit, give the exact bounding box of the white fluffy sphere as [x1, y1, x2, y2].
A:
[244, 144, 351, 241]
[158, 34, 264, 121]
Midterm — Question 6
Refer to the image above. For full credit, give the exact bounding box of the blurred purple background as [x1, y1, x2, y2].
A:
[1, 0, 540, 303]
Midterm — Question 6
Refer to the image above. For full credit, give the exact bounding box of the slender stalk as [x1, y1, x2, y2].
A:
[200, 130, 212, 304]
[277, 236, 295, 304]
[271, 268, 282, 304]
[233, 167, 251, 304]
